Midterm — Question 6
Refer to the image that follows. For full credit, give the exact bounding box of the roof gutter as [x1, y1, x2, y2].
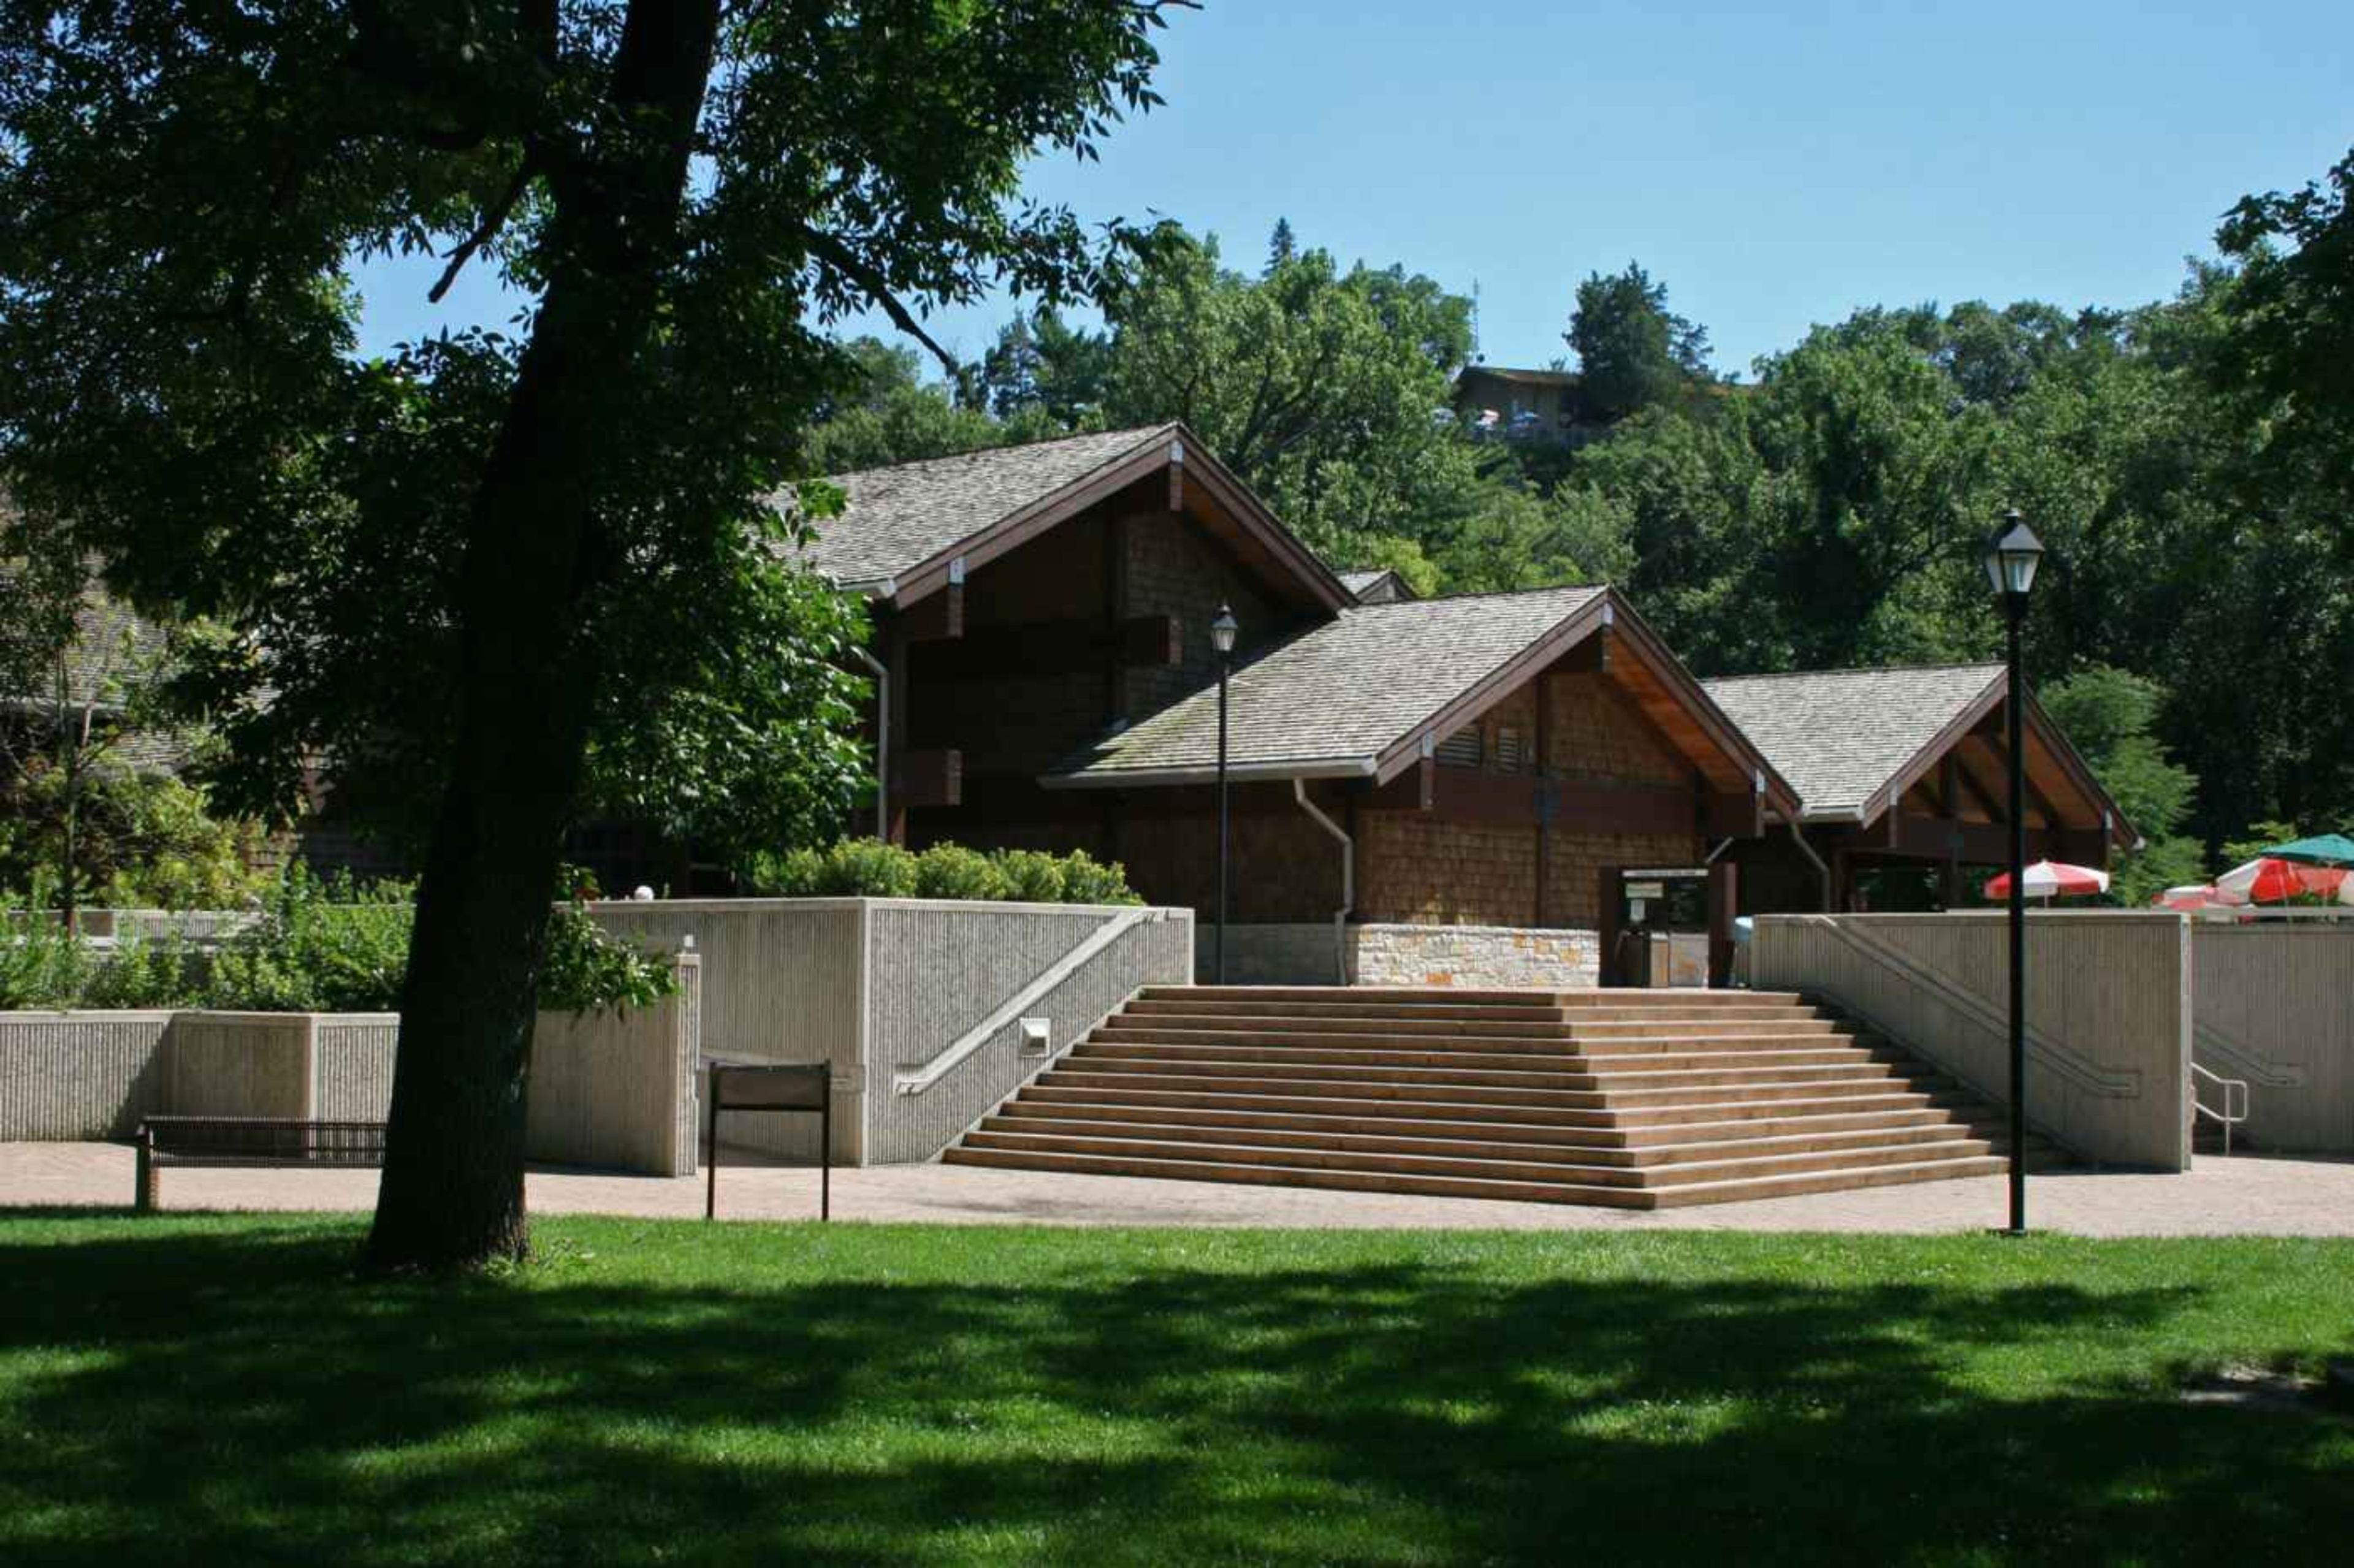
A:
[1039, 756, 1381, 791]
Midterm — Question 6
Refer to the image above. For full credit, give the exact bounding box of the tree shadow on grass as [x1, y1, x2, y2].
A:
[0, 1217, 2347, 1566]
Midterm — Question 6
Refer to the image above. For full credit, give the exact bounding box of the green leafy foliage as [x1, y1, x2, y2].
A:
[1565, 262, 1714, 419]
[2038, 667, 2205, 904]
[1, 864, 674, 1014]
[0, 765, 267, 912]
[742, 839, 1140, 905]
[912, 843, 1010, 901]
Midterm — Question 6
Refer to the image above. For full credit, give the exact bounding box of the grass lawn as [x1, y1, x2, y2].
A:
[2, 1214, 2350, 1564]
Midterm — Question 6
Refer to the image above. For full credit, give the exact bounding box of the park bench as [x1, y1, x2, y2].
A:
[134, 1116, 387, 1213]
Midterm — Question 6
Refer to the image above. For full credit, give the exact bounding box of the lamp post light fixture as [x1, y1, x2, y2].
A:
[1210, 604, 1240, 985]
[1986, 509, 2044, 1236]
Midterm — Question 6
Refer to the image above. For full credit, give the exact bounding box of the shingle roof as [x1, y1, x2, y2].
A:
[1337, 569, 1387, 595]
[792, 424, 1179, 588]
[1048, 585, 1607, 783]
[1701, 664, 2004, 821]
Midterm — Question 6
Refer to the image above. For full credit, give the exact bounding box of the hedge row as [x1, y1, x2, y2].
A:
[742, 839, 1142, 905]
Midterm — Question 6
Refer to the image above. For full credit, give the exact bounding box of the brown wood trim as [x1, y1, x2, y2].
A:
[890, 749, 962, 810]
[1368, 597, 1610, 785]
[1169, 433, 1354, 612]
[911, 615, 1181, 682]
[886, 438, 1175, 608]
[899, 582, 964, 642]
[1599, 595, 1801, 816]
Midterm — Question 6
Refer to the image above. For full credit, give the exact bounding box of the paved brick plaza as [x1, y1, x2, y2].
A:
[7, 1140, 2352, 1234]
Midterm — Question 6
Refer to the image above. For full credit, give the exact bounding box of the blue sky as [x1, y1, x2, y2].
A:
[352, 1, 2354, 378]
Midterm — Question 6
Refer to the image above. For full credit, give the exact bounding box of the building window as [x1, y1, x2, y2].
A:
[1494, 726, 1525, 773]
[1436, 728, 1482, 769]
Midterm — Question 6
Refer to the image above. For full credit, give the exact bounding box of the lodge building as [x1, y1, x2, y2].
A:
[796, 424, 2136, 988]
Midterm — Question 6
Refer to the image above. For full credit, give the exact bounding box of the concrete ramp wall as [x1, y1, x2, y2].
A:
[1751, 911, 2191, 1170]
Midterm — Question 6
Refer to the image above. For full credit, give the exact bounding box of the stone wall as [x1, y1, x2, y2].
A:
[1351, 924, 1601, 989]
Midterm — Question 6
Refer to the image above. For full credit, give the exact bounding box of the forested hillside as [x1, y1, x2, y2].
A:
[804, 152, 2354, 883]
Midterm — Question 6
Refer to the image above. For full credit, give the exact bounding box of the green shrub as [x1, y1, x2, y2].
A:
[0, 877, 93, 1008]
[202, 864, 414, 1012]
[914, 843, 1010, 901]
[740, 839, 1141, 905]
[541, 899, 680, 1015]
[991, 849, 1067, 904]
[1056, 849, 1143, 906]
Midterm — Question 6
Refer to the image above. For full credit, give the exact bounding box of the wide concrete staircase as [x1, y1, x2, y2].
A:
[943, 986, 2050, 1209]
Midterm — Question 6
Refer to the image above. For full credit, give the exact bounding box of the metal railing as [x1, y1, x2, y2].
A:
[2190, 1061, 2250, 1155]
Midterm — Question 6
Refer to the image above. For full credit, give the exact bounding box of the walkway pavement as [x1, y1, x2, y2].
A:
[7, 1141, 2354, 1233]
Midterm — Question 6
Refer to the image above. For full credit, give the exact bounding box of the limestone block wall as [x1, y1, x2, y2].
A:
[1351, 924, 1601, 989]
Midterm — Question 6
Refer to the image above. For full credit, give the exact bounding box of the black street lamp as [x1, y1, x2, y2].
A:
[1986, 509, 2044, 1236]
[1211, 604, 1238, 985]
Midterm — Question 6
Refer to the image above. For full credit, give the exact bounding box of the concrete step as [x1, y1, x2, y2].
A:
[997, 1095, 1987, 1155]
[959, 1126, 1997, 1190]
[1647, 1154, 2014, 1208]
[1038, 1062, 1928, 1106]
[1097, 1018, 1854, 1046]
[941, 1143, 2014, 1209]
[1138, 985, 1809, 1008]
[977, 1111, 1987, 1169]
[1073, 1040, 1887, 1076]
[1016, 1079, 1959, 1129]
[1119, 998, 1824, 1025]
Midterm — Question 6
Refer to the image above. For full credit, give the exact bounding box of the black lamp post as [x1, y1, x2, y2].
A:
[1211, 604, 1239, 985]
[1986, 509, 2044, 1236]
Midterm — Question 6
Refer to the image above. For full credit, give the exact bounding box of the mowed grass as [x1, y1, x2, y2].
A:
[2, 1214, 2350, 1565]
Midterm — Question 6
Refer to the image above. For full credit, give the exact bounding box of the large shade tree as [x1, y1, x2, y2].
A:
[0, 0, 1182, 1269]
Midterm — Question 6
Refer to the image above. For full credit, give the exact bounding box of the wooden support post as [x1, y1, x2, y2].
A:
[1707, 861, 1739, 989]
[883, 622, 912, 844]
[1596, 865, 1623, 988]
[1533, 673, 1550, 927]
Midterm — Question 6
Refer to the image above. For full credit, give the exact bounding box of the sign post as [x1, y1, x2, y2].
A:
[704, 1060, 832, 1221]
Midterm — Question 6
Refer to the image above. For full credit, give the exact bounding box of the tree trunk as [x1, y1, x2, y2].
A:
[363, 0, 723, 1272]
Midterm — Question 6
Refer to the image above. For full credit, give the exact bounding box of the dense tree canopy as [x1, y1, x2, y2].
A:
[1564, 262, 1714, 419]
[1, 0, 1184, 1268]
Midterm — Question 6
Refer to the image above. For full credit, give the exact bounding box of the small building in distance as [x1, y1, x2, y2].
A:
[1450, 365, 1609, 446]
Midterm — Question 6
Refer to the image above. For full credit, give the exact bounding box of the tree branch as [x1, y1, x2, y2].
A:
[429, 159, 537, 303]
[800, 228, 965, 382]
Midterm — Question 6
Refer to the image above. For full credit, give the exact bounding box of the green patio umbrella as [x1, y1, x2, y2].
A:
[2263, 832, 2354, 867]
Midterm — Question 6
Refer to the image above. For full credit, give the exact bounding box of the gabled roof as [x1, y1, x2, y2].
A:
[1045, 586, 1797, 812]
[1046, 586, 1607, 786]
[1702, 664, 2005, 823]
[1701, 663, 2133, 843]
[1338, 568, 1417, 604]
[788, 422, 1350, 614]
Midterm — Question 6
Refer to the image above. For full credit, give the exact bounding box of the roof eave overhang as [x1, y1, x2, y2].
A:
[874, 423, 1352, 617]
[1040, 756, 1380, 791]
[1599, 595, 1805, 817]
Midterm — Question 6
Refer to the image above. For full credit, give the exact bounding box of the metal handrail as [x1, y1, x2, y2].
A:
[2189, 1060, 2250, 1155]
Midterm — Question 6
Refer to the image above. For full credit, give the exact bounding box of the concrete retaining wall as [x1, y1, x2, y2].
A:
[2191, 923, 2354, 1152]
[588, 898, 1193, 1166]
[0, 954, 702, 1176]
[1751, 911, 2190, 1170]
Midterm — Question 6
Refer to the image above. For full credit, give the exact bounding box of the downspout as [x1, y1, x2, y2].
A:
[1293, 778, 1355, 986]
[1786, 820, 1832, 911]
[852, 646, 888, 842]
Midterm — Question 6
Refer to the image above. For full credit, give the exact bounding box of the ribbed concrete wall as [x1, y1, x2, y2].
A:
[528, 957, 700, 1176]
[0, 1013, 173, 1140]
[587, 900, 866, 1165]
[866, 904, 1192, 1165]
[1752, 911, 2190, 1170]
[593, 898, 1191, 1166]
[166, 1013, 314, 1119]
[2192, 924, 2354, 1152]
[313, 1017, 400, 1120]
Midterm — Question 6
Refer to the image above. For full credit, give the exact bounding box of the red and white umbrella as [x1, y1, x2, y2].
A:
[2214, 857, 2352, 906]
[1984, 859, 2111, 900]
[2154, 883, 2228, 911]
